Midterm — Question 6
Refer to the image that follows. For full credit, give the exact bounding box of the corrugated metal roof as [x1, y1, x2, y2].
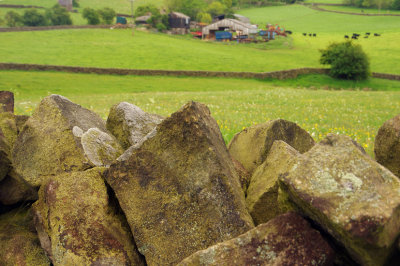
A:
[202, 19, 258, 35]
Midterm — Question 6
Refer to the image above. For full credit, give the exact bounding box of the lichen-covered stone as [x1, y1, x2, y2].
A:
[0, 112, 18, 148]
[106, 102, 163, 149]
[177, 212, 335, 266]
[0, 169, 37, 205]
[12, 95, 108, 187]
[32, 168, 144, 266]
[375, 114, 400, 177]
[279, 134, 400, 266]
[0, 207, 50, 266]
[81, 128, 124, 167]
[246, 141, 299, 225]
[105, 101, 254, 266]
[228, 119, 315, 174]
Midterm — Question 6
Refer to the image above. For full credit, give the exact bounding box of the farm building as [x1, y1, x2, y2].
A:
[169, 12, 190, 35]
[233, 14, 250, 24]
[58, 0, 72, 11]
[202, 19, 258, 40]
[135, 15, 151, 25]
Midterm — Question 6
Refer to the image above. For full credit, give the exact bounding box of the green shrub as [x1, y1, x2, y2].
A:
[22, 9, 48, 26]
[46, 5, 72, 26]
[135, 4, 159, 17]
[82, 8, 100, 25]
[156, 22, 167, 32]
[5, 11, 23, 27]
[98, 7, 116, 24]
[72, 0, 80, 8]
[320, 41, 370, 80]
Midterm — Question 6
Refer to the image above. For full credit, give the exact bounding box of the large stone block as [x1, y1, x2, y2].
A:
[178, 212, 335, 266]
[228, 119, 314, 174]
[246, 140, 299, 225]
[279, 134, 400, 265]
[106, 102, 163, 150]
[105, 101, 254, 265]
[32, 168, 144, 266]
[12, 95, 111, 187]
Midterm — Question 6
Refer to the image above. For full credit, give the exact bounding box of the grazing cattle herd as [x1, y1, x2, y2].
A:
[300, 32, 381, 40]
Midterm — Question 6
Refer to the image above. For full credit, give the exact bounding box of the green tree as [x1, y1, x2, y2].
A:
[135, 4, 159, 17]
[82, 8, 100, 25]
[22, 9, 48, 26]
[166, 0, 206, 19]
[98, 7, 116, 24]
[46, 5, 72, 26]
[206, 1, 227, 17]
[197, 11, 212, 23]
[392, 0, 400, 9]
[5, 11, 23, 27]
[320, 41, 370, 80]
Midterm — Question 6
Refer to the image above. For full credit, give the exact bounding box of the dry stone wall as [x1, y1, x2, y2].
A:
[1, 91, 400, 265]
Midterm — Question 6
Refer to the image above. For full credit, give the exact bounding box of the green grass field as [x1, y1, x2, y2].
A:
[0, 27, 399, 74]
[2, 70, 399, 156]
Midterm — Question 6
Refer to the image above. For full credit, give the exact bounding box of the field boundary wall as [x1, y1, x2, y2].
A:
[0, 4, 44, 9]
[0, 25, 121, 32]
[0, 63, 399, 81]
[307, 4, 400, 16]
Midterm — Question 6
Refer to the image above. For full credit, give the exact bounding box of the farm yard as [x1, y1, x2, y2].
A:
[0, 1, 400, 155]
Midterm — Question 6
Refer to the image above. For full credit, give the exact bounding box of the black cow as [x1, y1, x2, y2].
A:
[313, 33, 316, 37]
[366, 32, 370, 35]
[374, 33, 381, 36]
[308, 33, 312, 36]
[286, 30, 292, 34]
[352, 36, 358, 40]
[303, 33, 307, 36]
[344, 35, 349, 39]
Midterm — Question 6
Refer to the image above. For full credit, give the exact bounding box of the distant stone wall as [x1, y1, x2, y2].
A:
[0, 4, 44, 9]
[0, 63, 399, 81]
[0, 25, 116, 32]
[307, 4, 400, 16]
[0, 63, 330, 80]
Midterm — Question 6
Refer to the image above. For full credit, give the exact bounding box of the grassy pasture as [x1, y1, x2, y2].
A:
[0, 28, 399, 74]
[1, 70, 400, 156]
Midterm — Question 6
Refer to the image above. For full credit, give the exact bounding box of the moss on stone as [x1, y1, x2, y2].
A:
[0, 207, 50, 266]
[228, 119, 315, 175]
[105, 101, 254, 265]
[32, 167, 144, 266]
[279, 134, 400, 266]
[0, 112, 18, 148]
[12, 95, 108, 187]
[246, 141, 300, 225]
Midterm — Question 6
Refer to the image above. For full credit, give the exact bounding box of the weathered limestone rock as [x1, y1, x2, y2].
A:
[32, 168, 144, 266]
[105, 101, 254, 266]
[12, 95, 108, 187]
[228, 119, 315, 174]
[0, 207, 50, 266]
[0, 170, 38, 205]
[279, 134, 400, 266]
[375, 114, 400, 177]
[246, 141, 299, 225]
[106, 102, 163, 149]
[177, 212, 335, 266]
[0, 91, 14, 113]
[0, 112, 18, 148]
[81, 128, 124, 167]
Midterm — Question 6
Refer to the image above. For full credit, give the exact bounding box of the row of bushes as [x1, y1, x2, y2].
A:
[344, 0, 400, 10]
[2, 5, 116, 27]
